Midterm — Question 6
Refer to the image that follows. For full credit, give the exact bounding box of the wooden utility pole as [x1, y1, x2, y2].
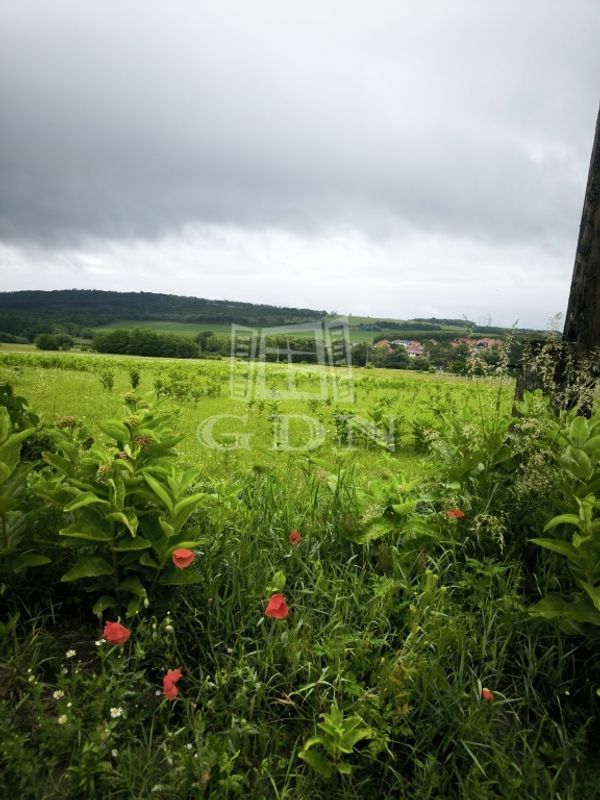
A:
[563, 104, 600, 352]
[514, 104, 600, 414]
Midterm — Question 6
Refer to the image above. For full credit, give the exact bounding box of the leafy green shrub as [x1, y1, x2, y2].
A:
[128, 368, 140, 389]
[98, 367, 115, 392]
[299, 703, 372, 778]
[529, 414, 600, 634]
[0, 407, 51, 577]
[37, 396, 212, 616]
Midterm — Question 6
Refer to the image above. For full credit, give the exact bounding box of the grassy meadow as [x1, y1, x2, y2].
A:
[0, 349, 501, 475]
[1, 348, 600, 799]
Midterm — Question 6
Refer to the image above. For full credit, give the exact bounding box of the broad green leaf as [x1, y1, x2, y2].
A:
[528, 594, 567, 620]
[0, 462, 12, 484]
[113, 537, 151, 552]
[529, 538, 580, 561]
[298, 750, 333, 779]
[562, 598, 600, 625]
[43, 451, 74, 476]
[583, 434, 600, 455]
[403, 517, 441, 539]
[106, 509, 139, 536]
[159, 567, 203, 586]
[92, 595, 117, 616]
[139, 552, 160, 569]
[158, 516, 175, 537]
[569, 416, 590, 448]
[173, 492, 210, 528]
[0, 427, 35, 453]
[0, 493, 17, 515]
[61, 556, 113, 582]
[529, 594, 600, 626]
[10, 553, 51, 572]
[339, 726, 372, 753]
[543, 515, 581, 532]
[143, 472, 174, 513]
[269, 570, 286, 592]
[562, 446, 592, 480]
[118, 576, 147, 597]
[391, 500, 417, 516]
[108, 474, 126, 512]
[0, 408, 9, 443]
[580, 582, 600, 612]
[350, 516, 396, 544]
[126, 594, 144, 617]
[64, 491, 109, 512]
[336, 762, 352, 776]
[59, 522, 111, 542]
[0, 427, 35, 473]
[99, 419, 130, 442]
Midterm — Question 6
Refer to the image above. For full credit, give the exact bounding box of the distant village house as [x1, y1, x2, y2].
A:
[391, 339, 425, 357]
[450, 337, 499, 349]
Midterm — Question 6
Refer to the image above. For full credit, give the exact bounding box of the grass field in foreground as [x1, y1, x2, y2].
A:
[2, 348, 600, 799]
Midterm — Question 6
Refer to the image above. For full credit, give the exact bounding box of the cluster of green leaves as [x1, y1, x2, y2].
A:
[351, 473, 441, 546]
[35, 396, 211, 616]
[0, 406, 50, 575]
[299, 703, 372, 778]
[529, 413, 600, 634]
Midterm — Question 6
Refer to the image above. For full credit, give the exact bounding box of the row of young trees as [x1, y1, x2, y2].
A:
[27, 324, 520, 374]
[351, 340, 511, 373]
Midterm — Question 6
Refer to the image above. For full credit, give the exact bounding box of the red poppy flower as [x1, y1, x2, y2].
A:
[289, 530, 301, 546]
[264, 593, 289, 620]
[447, 508, 465, 519]
[103, 621, 131, 646]
[481, 687, 494, 702]
[172, 548, 195, 569]
[163, 668, 182, 700]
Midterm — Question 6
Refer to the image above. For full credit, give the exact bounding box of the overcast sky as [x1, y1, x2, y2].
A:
[1, 1, 599, 327]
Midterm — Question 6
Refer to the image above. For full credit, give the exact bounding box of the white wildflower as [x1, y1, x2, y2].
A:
[53, 690, 64, 700]
[58, 714, 68, 725]
[110, 706, 123, 719]
[65, 649, 76, 659]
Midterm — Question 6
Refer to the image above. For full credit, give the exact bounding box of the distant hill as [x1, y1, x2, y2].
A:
[0, 289, 329, 339]
[0, 288, 544, 343]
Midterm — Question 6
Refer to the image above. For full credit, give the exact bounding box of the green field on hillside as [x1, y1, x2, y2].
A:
[93, 317, 472, 344]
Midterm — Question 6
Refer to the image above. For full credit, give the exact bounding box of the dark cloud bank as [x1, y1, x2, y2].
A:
[0, 1, 599, 326]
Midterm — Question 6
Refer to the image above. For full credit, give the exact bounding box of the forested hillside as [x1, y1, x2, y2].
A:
[0, 289, 329, 339]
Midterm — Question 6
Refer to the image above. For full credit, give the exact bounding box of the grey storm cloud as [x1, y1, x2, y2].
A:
[1, 0, 599, 248]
